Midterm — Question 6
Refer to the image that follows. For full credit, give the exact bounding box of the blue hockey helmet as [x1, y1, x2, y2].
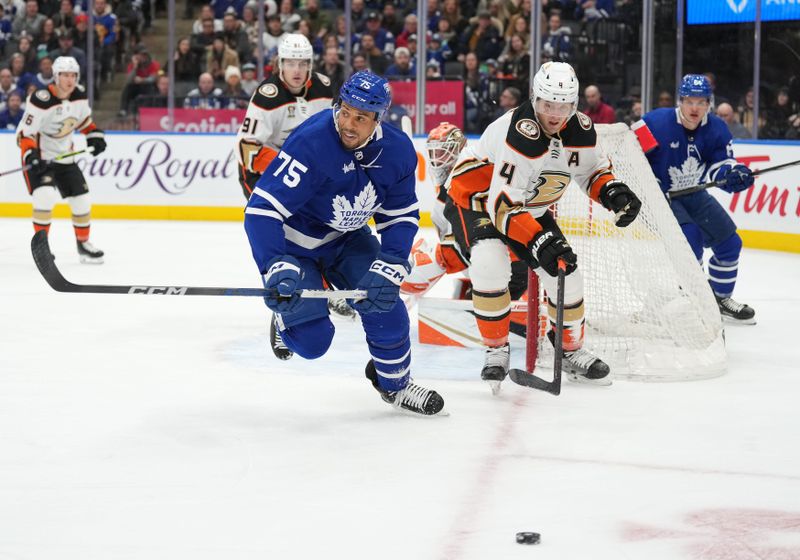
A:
[679, 74, 712, 99]
[337, 71, 392, 121]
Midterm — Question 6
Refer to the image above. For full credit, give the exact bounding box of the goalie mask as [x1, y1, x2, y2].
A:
[426, 122, 466, 184]
[531, 62, 579, 133]
[278, 33, 313, 89]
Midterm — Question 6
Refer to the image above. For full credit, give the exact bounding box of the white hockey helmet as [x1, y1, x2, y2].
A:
[531, 61, 579, 121]
[278, 33, 313, 85]
[52, 55, 80, 83]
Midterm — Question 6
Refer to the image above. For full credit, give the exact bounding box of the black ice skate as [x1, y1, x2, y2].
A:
[76, 240, 104, 264]
[328, 297, 356, 319]
[481, 343, 509, 395]
[562, 347, 612, 385]
[270, 314, 294, 360]
[365, 360, 446, 416]
[715, 295, 756, 325]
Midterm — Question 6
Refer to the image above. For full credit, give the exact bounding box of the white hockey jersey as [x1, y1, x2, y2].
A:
[16, 84, 96, 164]
[235, 72, 334, 174]
[447, 103, 616, 247]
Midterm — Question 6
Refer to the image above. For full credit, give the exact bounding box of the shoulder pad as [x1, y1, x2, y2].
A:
[505, 103, 547, 158]
[250, 77, 292, 109]
[30, 88, 57, 109]
[69, 85, 88, 101]
[561, 112, 597, 147]
[314, 72, 331, 87]
[308, 73, 335, 99]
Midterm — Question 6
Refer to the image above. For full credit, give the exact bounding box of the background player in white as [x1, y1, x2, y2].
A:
[444, 62, 641, 390]
[634, 74, 756, 323]
[235, 33, 334, 201]
[16, 56, 107, 263]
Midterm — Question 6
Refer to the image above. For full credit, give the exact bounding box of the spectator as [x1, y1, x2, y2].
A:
[29, 55, 54, 90]
[91, 0, 117, 82]
[738, 87, 764, 133]
[301, 0, 331, 40]
[542, 13, 571, 63]
[385, 46, 414, 80]
[704, 71, 729, 106]
[192, 4, 222, 34]
[221, 64, 247, 109]
[619, 99, 643, 126]
[36, 17, 59, 52]
[498, 32, 529, 92]
[406, 32, 418, 59]
[70, 13, 91, 53]
[351, 52, 368, 73]
[262, 13, 286, 60]
[0, 4, 11, 56]
[486, 0, 508, 35]
[427, 33, 452, 73]
[357, 33, 388, 76]
[184, 71, 223, 108]
[136, 72, 170, 108]
[206, 34, 239, 82]
[576, 0, 615, 21]
[505, 10, 529, 40]
[441, 0, 468, 38]
[317, 45, 345, 94]
[17, 34, 38, 73]
[657, 90, 674, 108]
[493, 85, 522, 119]
[278, 0, 300, 33]
[0, 88, 23, 128]
[334, 14, 358, 58]
[426, 58, 442, 79]
[436, 16, 456, 45]
[382, 82, 410, 130]
[362, 11, 395, 56]
[190, 18, 218, 57]
[382, 2, 403, 37]
[715, 102, 751, 139]
[119, 44, 160, 116]
[395, 13, 417, 50]
[463, 51, 491, 133]
[222, 10, 250, 63]
[173, 36, 202, 84]
[210, 0, 243, 19]
[51, 0, 75, 35]
[583, 84, 616, 124]
[761, 87, 793, 139]
[426, 0, 441, 33]
[9, 52, 32, 90]
[240, 61, 257, 96]
[12, 0, 45, 40]
[0, 68, 18, 110]
[240, 4, 258, 49]
[350, 0, 367, 33]
[459, 10, 503, 62]
[505, 0, 530, 37]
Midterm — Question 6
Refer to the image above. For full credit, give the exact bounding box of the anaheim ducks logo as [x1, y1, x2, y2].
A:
[50, 116, 79, 139]
[577, 111, 592, 130]
[515, 118, 540, 140]
[526, 171, 570, 207]
[259, 83, 279, 98]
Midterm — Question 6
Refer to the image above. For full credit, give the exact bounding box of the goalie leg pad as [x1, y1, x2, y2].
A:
[436, 239, 469, 274]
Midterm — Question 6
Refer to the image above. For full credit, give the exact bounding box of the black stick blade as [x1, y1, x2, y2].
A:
[31, 230, 76, 292]
[508, 368, 561, 395]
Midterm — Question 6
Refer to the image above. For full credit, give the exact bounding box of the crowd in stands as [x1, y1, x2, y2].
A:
[1, 0, 799, 140]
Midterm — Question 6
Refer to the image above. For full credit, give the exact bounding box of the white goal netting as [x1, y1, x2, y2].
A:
[534, 123, 726, 381]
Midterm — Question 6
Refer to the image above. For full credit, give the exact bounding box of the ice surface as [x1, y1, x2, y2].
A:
[1, 218, 799, 560]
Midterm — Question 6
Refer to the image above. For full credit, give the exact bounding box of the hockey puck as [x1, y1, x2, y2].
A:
[516, 532, 541, 545]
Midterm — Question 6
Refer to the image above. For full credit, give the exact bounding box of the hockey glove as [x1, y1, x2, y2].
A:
[599, 180, 642, 227]
[530, 230, 577, 277]
[719, 164, 754, 193]
[24, 148, 46, 173]
[86, 130, 107, 156]
[352, 252, 411, 314]
[262, 255, 304, 314]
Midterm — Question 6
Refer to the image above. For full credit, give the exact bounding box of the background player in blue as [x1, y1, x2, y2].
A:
[243, 71, 445, 416]
[634, 74, 756, 324]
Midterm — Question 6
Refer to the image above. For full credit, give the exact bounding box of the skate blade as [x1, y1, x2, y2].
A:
[566, 372, 612, 386]
[79, 255, 104, 264]
[721, 315, 757, 326]
[392, 404, 450, 417]
[485, 379, 503, 396]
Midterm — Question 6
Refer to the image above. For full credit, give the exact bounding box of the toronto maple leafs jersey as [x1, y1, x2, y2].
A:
[16, 84, 96, 163]
[244, 109, 419, 272]
[633, 108, 737, 194]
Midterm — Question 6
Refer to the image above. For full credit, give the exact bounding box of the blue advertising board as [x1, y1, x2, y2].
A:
[687, 0, 800, 25]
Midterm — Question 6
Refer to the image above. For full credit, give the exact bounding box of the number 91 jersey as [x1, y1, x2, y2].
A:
[446, 102, 616, 247]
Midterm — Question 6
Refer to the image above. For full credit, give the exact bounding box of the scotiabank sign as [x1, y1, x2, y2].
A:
[390, 80, 464, 130]
[139, 108, 246, 133]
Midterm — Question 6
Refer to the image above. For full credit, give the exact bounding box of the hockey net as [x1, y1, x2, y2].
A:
[527, 123, 726, 381]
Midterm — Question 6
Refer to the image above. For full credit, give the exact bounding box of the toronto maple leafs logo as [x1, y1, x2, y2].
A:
[328, 182, 378, 231]
[668, 157, 706, 192]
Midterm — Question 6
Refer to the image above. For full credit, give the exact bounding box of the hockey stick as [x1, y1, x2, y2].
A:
[667, 158, 800, 200]
[0, 148, 91, 178]
[30, 231, 366, 299]
[507, 258, 566, 395]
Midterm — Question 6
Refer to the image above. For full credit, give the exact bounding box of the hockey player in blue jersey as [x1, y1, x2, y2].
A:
[634, 74, 756, 324]
[243, 71, 445, 416]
